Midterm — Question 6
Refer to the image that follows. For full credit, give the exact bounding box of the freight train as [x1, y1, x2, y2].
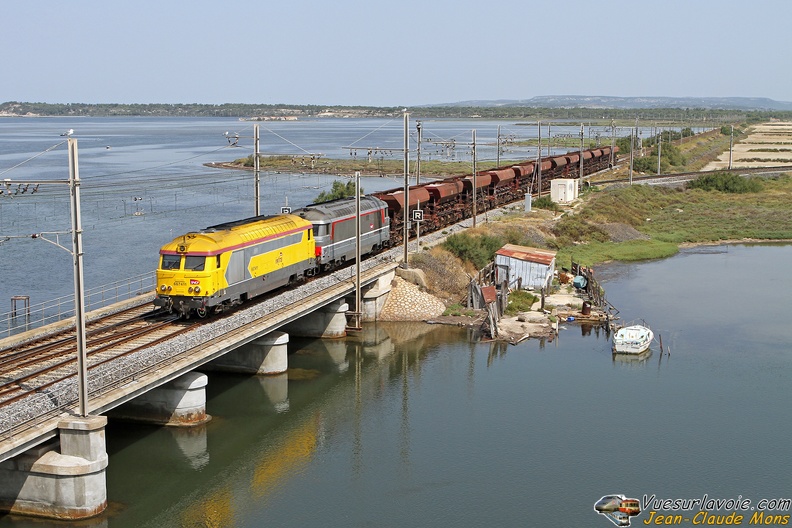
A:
[154, 146, 615, 317]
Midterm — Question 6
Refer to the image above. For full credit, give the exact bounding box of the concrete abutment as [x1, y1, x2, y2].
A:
[0, 415, 108, 520]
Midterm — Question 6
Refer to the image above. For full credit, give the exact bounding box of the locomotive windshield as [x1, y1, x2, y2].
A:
[161, 255, 181, 270]
[185, 256, 206, 271]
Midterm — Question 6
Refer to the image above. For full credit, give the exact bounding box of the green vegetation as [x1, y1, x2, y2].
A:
[687, 172, 763, 193]
[551, 215, 610, 248]
[558, 239, 680, 268]
[611, 126, 745, 175]
[504, 290, 538, 316]
[442, 233, 505, 270]
[314, 180, 360, 203]
[231, 154, 510, 179]
[443, 303, 477, 317]
[4, 101, 792, 123]
[531, 196, 560, 212]
[632, 142, 686, 173]
[554, 174, 792, 266]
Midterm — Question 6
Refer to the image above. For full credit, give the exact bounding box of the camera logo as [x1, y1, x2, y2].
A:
[594, 494, 641, 526]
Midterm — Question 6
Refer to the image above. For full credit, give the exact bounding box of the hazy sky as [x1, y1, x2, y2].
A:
[3, 0, 790, 106]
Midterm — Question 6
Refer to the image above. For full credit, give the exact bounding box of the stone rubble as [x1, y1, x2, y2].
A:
[377, 276, 446, 321]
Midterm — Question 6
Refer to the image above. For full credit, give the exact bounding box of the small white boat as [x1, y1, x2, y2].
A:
[612, 324, 654, 354]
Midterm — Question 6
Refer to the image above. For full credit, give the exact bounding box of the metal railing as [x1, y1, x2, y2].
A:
[1, 272, 155, 339]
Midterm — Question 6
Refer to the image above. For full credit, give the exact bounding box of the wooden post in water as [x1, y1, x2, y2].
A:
[658, 334, 664, 356]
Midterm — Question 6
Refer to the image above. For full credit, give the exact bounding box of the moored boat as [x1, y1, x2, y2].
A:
[612, 324, 654, 354]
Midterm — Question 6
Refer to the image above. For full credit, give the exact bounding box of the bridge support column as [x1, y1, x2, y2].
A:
[283, 301, 349, 338]
[347, 270, 395, 321]
[0, 415, 108, 520]
[108, 372, 209, 426]
[204, 331, 289, 375]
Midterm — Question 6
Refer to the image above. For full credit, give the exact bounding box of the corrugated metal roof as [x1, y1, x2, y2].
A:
[495, 244, 557, 266]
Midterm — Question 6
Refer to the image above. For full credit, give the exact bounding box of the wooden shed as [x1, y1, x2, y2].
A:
[494, 244, 557, 291]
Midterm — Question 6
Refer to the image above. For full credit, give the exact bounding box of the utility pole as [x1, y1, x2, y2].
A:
[579, 123, 584, 180]
[729, 125, 734, 169]
[610, 120, 616, 167]
[68, 138, 89, 418]
[472, 129, 477, 228]
[536, 121, 542, 197]
[657, 127, 662, 175]
[416, 121, 422, 185]
[402, 110, 409, 267]
[254, 124, 261, 216]
[629, 126, 635, 185]
[353, 171, 361, 330]
[496, 125, 501, 167]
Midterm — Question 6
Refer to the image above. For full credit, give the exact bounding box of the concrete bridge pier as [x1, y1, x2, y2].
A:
[108, 372, 210, 427]
[204, 331, 289, 375]
[346, 270, 395, 322]
[0, 415, 109, 520]
[284, 301, 349, 338]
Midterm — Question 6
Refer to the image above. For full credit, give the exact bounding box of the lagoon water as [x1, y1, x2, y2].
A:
[1, 245, 789, 527]
[0, 118, 789, 526]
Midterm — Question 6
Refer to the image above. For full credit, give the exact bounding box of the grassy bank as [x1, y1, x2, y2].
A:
[555, 174, 792, 265]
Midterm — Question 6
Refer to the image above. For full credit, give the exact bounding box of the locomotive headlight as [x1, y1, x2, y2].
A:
[188, 287, 193, 293]
[194, 286, 201, 293]
[160, 285, 167, 292]
[167, 286, 172, 291]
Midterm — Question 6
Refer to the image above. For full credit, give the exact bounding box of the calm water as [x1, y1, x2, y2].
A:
[0, 116, 646, 307]
[1, 244, 789, 527]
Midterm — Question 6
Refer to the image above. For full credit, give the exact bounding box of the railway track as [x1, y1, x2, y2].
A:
[594, 164, 792, 186]
[0, 305, 191, 407]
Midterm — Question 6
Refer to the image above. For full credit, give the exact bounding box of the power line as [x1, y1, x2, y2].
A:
[0, 141, 67, 177]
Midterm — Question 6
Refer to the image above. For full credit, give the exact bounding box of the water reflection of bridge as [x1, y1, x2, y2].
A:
[111, 322, 434, 528]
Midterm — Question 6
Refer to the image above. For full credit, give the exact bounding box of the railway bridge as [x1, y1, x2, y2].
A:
[0, 255, 401, 520]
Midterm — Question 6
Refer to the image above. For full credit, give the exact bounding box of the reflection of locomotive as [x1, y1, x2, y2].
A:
[155, 146, 614, 317]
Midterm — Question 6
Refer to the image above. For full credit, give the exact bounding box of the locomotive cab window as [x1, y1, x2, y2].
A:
[185, 256, 206, 271]
[161, 255, 181, 270]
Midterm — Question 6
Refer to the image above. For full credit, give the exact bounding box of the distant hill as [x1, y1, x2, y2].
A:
[436, 96, 792, 111]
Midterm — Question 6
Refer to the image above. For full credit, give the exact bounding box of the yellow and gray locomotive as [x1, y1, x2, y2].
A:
[154, 214, 316, 317]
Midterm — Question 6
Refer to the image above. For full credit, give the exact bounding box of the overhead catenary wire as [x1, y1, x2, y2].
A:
[0, 141, 67, 178]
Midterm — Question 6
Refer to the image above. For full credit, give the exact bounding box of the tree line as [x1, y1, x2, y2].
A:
[3, 101, 791, 123]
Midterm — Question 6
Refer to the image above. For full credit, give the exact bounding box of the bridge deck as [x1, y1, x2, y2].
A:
[0, 259, 399, 463]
